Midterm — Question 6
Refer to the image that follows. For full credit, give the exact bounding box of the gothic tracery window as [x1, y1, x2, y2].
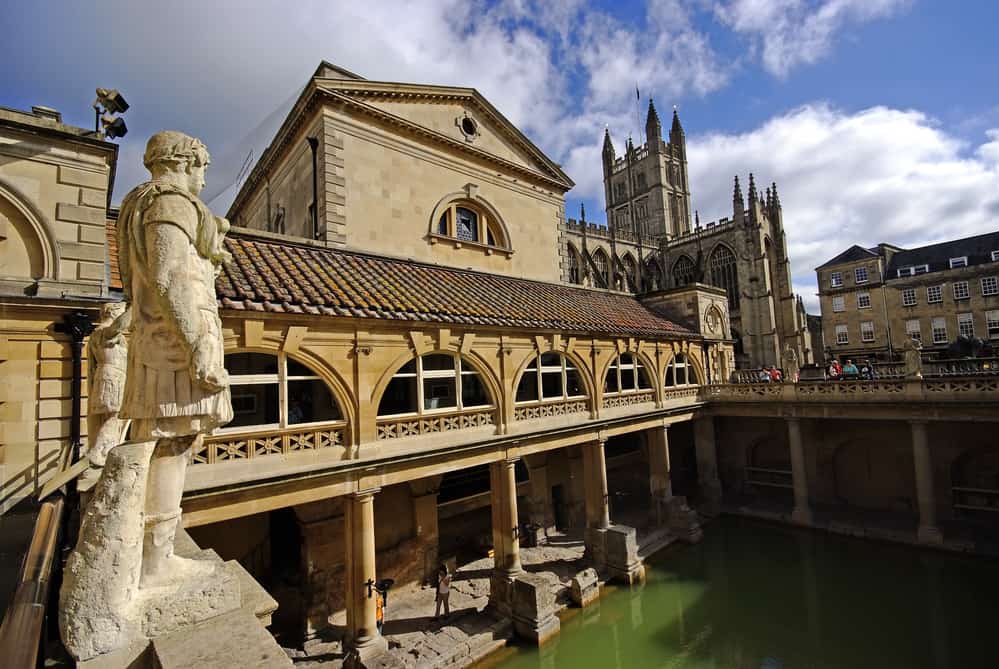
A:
[709, 245, 740, 310]
[672, 255, 696, 287]
[568, 246, 582, 284]
[623, 255, 638, 292]
[592, 250, 610, 287]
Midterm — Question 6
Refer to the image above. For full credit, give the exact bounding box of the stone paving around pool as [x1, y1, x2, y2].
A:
[285, 522, 676, 669]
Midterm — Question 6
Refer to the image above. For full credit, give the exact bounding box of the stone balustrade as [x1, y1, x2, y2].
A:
[703, 376, 999, 403]
[195, 424, 348, 465]
[376, 408, 495, 440]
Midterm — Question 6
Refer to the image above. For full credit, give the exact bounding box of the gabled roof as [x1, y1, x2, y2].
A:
[815, 244, 882, 270]
[217, 229, 691, 339]
[885, 230, 999, 278]
[228, 62, 573, 218]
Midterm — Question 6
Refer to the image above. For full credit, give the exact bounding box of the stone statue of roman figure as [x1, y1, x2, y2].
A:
[60, 131, 234, 661]
[79, 301, 130, 491]
[782, 343, 800, 383]
[904, 337, 924, 379]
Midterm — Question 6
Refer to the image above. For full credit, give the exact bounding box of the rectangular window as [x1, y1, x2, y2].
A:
[857, 291, 871, 309]
[953, 281, 970, 300]
[855, 267, 869, 284]
[987, 310, 999, 339]
[932, 317, 948, 344]
[835, 324, 848, 345]
[958, 313, 975, 338]
[898, 265, 929, 277]
[949, 256, 968, 269]
[830, 271, 843, 288]
[927, 285, 943, 303]
[901, 288, 917, 307]
[905, 319, 921, 342]
[861, 321, 875, 342]
[982, 276, 998, 296]
[992, 250, 999, 262]
[832, 295, 845, 312]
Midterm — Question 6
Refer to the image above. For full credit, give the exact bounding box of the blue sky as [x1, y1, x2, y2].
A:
[2, 1, 997, 311]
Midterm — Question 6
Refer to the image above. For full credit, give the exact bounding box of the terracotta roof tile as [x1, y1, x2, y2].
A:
[216, 234, 692, 340]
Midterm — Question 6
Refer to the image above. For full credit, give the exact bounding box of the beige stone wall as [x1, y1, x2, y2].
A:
[817, 257, 888, 359]
[0, 122, 114, 297]
[0, 306, 92, 512]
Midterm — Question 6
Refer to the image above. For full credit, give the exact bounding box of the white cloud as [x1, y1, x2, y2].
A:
[714, 0, 910, 77]
[686, 105, 999, 311]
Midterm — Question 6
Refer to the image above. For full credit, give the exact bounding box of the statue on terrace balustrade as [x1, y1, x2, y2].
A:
[60, 131, 235, 661]
[904, 337, 924, 379]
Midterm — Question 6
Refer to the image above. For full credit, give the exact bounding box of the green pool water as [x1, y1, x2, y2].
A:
[483, 517, 998, 669]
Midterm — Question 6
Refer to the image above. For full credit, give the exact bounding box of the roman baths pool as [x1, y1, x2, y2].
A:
[481, 517, 997, 669]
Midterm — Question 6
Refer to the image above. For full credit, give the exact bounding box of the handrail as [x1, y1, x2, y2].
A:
[0, 495, 65, 669]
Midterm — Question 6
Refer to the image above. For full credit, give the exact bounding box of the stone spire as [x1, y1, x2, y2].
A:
[748, 173, 758, 203]
[645, 98, 662, 143]
[771, 181, 781, 209]
[733, 175, 744, 213]
[670, 107, 684, 138]
[602, 127, 616, 168]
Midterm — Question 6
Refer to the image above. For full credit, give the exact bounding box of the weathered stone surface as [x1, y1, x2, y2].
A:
[153, 609, 291, 668]
[604, 525, 644, 585]
[60, 441, 153, 661]
[570, 567, 599, 607]
[668, 496, 704, 544]
[511, 572, 560, 645]
[139, 557, 240, 639]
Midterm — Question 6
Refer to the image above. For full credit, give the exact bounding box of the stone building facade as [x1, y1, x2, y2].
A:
[816, 231, 999, 360]
[558, 101, 814, 370]
[0, 105, 117, 513]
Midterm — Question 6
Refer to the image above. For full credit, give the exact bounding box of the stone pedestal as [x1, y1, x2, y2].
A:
[667, 496, 703, 544]
[511, 573, 560, 646]
[570, 568, 600, 608]
[604, 526, 644, 585]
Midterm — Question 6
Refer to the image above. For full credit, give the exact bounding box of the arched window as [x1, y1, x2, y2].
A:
[672, 255, 697, 287]
[225, 352, 343, 431]
[644, 259, 662, 291]
[623, 255, 638, 292]
[516, 352, 586, 403]
[664, 352, 697, 387]
[604, 353, 652, 395]
[592, 250, 610, 288]
[436, 201, 506, 248]
[709, 245, 740, 310]
[568, 246, 582, 284]
[378, 353, 492, 417]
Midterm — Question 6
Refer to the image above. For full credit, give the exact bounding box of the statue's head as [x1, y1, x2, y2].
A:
[100, 301, 127, 322]
[143, 131, 210, 196]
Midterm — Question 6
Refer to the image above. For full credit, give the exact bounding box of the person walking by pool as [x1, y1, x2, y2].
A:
[434, 563, 451, 619]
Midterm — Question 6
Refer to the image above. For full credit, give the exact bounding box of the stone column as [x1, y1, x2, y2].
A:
[648, 425, 672, 527]
[582, 439, 610, 568]
[344, 489, 387, 663]
[693, 417, 722, 513]
[489, 458, 523, 615]
[787, 418, 813, 525]
[911, 421, 943, 544]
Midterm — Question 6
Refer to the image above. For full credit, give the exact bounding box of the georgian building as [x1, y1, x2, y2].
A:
[816, 231, 999, 360]
[558, 100, 815, 370]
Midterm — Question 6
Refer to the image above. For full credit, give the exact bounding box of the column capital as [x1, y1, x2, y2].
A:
[909, 419, 929, 427]
[350, 487, 381, 500]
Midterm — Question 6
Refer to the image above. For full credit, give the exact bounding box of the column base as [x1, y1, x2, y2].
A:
[583, 527, 608, 569]
[488, 570, 520, 618]
[918, 525, 944, 545]
[511, 572, 560, 646]
[604, 525, 645, 586]
[343, 634, 389, 669]
[791, 506, 813, 526]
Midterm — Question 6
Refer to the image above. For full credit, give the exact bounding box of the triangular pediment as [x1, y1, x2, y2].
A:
[316, 78, 573, 190]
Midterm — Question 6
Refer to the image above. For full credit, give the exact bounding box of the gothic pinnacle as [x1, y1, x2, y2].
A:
[772, 181, 781, 207]
[733, 175, 743, 204]
[748, 173, 757, 202]
[670, 106, 683, 136]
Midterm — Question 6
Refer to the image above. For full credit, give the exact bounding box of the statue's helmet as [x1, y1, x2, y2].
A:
[143, 131, 210, 171]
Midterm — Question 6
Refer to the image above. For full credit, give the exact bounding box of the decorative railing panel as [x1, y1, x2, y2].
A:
[195, 424, 347, 465]
[376, 408, 495, 440]
[514, 399, 589, 422]
[602, 390, 655, 409]
[952, 486, 999, 514]
[662, 386, 701, 402]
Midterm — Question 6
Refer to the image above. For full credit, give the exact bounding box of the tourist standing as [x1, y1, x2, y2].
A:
[435, 563, 452, 619]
